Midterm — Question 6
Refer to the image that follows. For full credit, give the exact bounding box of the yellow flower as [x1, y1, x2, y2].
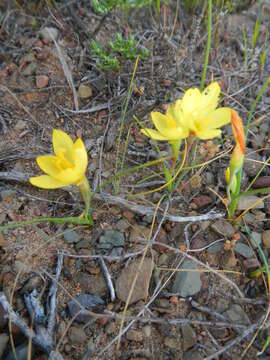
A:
[30, 129, 88, 189]
[141, 82, 231, 141]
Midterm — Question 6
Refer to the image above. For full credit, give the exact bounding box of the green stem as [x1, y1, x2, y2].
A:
[77, 176, 92, 223]
[0, 216, 92, 232]
[200, 0, 212, 92]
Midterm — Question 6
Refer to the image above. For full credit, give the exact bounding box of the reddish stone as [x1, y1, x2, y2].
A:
[163, 79, 171, 87]
[252, 177, 270, 189]
[153, 228, 168, 253]
[97, 316, 109, 326]
[243, 258, 260, 269]
[170, 296, 178, 305]
[191, 235, 206, 250]
[36, 75, 49, 89]
[192, 195, 212, 209]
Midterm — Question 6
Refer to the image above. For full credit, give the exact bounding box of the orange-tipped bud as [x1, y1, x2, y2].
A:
[231, 110, 245, 155]
[230, 143, 244, 171]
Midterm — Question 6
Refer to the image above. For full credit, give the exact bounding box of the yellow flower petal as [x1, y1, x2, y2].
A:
[166, 101, 184, 126]
[225, 167, 230, 184]
[141, 128, 170, 140]
[201, 82, 220, 113]
[30, 175, 67, 189]
[72, 138, 88, 179]
[54, 168, 82, 184]
[52, 129, 73, 161]
[201, 108, 231, 130]
[195, 129, 221, 140]
[37, 155, 62, 177]
[181, 88, 202, 114]
[151, 112, 185, 139]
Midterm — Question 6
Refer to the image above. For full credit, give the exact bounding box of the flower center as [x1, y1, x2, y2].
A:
[55, 148, 73, 170]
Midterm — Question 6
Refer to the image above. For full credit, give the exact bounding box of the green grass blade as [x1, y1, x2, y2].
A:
[200, 0, 212, 91]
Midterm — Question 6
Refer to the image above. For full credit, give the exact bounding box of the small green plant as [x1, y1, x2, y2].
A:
[90, 33, 149, 72]
[90, 40, 120, 71]
[109, 33, 149, 60]
[259, 49, 267, 80]
[91, 0, 154, 14]
[251, 7, 263, 53]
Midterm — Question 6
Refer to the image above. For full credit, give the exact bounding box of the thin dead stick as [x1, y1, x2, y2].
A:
[58, 103, 108, 114]
[96, 192, 225, 223]
[0, 293, 33, 339]
[0, 171, 30, 183]
[189, 298, 228, 322]
[0, 292, 64, 359]
[47, 29, 79, 111]
[47, 252, 63, 336]
[98, 257, 115, 302]
[60, 249, 145, 262]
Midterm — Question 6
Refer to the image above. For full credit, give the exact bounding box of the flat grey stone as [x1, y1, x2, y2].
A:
[234, 242, 254, 259]
[40, 27, 59, 41]
[207, 240, 224, 254]
[69, 326, 87, 345]
[0, 333, 9, 359]
[172, 259, 202, 297]
[116, 257, 154, 304]
[211, 219, 235, 238]
[63, 230, 81, 244]
[224, 304, 250, 325]
[22, 62, 37, 76]
[183, 348, 203, 360]
[6, 342, 32, 360]
[244, 149, 263, 177]
[67, 293, 105, 323]
[237, 195, 264, 210]
[182, 324, 197, 351]
[98, 230, 125, 248]
[250, 232, 262, 248]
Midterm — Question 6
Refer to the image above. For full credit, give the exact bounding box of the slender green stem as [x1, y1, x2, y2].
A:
[200, 0, 212, 92]
[0, 216, 92, 232]
[77, 176, 92, 219]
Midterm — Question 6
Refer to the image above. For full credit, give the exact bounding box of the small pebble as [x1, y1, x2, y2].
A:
[36, 75, 49, 89]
